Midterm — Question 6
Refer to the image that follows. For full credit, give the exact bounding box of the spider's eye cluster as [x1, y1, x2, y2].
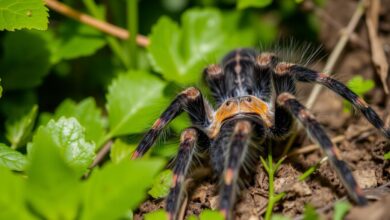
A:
[226, 101, 232, 106]
[245, 97, 252, 102]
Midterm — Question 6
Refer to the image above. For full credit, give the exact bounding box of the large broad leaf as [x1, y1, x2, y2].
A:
[0, 0, 48, 31]
[106, 71, 167, 137]
[110, 139, 136, 163]
[0, 168, 33, 220]
[50, 21, 107, 64]
[147, 8, 256, 85]
[80, 159, 164, 220]
[54, 98, 105, 147]
[148, 169, 173, 199]
[0, 31, 51, 90]
[5, 105, 38, 149]
[0, 144, 27, 171]
[28, 117, 96, 175]
[27, 126, 81, 220]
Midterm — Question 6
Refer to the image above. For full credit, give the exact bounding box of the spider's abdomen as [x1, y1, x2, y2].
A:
[222, 49, 258, 97]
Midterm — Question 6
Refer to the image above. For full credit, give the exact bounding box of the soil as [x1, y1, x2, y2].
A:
[134, 0, 390, 219]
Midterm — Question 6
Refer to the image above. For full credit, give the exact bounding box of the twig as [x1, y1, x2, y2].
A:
[44, 0, 149, 47]
[283, 0, 366, 156]
[306, 0, 365, 108]
[90, 140, 113, 168]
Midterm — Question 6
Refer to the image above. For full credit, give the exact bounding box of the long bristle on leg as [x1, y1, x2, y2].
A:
[277, 92, 367, 205]
[275, 63, 390, 138]
[166, 128, 200, 220]
[131, 87, 212, 159]
[219, 120, 254, 219]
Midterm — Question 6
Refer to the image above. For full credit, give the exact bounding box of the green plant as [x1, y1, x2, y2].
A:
[344, 76, 375, 112]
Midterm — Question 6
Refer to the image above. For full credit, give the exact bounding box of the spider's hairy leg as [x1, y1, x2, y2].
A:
[276, 63, 390, 138]
[218, 119, 258, 219]
[255, 53, 295, 138]
[166, 128, 208, 220]
[277, 92, 367, 205]
[132, 87, 213, 159]
[204, 64, 227, 104]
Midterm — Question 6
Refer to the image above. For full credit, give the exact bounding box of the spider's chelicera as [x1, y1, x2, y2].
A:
[132, 48, 390, 219]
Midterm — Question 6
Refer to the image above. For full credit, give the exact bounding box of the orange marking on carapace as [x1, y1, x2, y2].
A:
[209, 96, 271, 138]
[274, 62, 293, 75]
[224, 168, 234, 185]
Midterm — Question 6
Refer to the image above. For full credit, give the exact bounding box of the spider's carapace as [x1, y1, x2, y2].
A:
[132, 48, 390, 220]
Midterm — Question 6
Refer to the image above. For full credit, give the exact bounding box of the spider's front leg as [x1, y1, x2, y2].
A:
[131, 87, 213, 158]
[166, 127, 209, 220]
[216, 118, 265, 219]
[277, 92, 367, 205]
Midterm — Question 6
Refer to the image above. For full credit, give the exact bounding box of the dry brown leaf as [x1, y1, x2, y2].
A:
[365, 0, 389, 93]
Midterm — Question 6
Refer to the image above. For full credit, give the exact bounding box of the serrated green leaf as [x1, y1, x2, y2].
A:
[148, 8, 255, 85]
[51, 21, 106, 63]
[0, 0, 48, 31]
[27, 125, 81, 220]
[80, 159, 164, 220]
[0, 144, 27, 171]
[237, 0, 272, 9]
[0, 31, 51, 90]
[29, 117, 96, 175]
[145, 209, 168, 220]
[333, 201, 351, 220]
[199, 210, 224, 220]
[5, 105, 38, 149]
[106, 71, 167, 137]
[148, 169, 173, 199]
[0, 168, 33, 220]
[54, 98, 105, 146]
[110, 139, 136, 163]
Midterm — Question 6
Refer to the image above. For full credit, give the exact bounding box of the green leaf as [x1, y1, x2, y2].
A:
[110, 139, 136, 163]
[303, 205, 319, 220]
[333, 201, 351, 220]
[28, 117, 96, 175]
[80, 159, 164, 220]
[271, 215, 292, 220]
[0, 31, 51, 90]
[5, 105, 38, 149]
[0, 144, 27, 171]
[0, 168, 33, 220]
[50, 21, 106, 63]
[199, 210, 224, 220]
[237, 0, 272, 9]
[385, 151, 390, 160]
[27, 125, 81, 220]
[148, 8, 255, 85]
[106, 71, 167, 137]
[54, 98, 105, 146]
[347, 76, 375, 96]
[0, 0, 48, 31]
[145, 209, 168, 220]
[148, 169, 173, 199]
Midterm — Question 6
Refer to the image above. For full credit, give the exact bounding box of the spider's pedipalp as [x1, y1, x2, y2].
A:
[131, 87, 213, 159]
[282, 64, 390, 139]
[277, 92, 367, 205]
[166, 128, 203, 220]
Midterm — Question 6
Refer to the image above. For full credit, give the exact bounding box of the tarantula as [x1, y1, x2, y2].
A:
[132, 48, 390, 219]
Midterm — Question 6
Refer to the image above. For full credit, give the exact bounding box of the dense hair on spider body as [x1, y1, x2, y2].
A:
[133, 48, 390, 220]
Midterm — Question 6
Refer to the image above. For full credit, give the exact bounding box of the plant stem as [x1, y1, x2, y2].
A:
[127, 0, 138, 69]
[83, 0, 129, 68]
